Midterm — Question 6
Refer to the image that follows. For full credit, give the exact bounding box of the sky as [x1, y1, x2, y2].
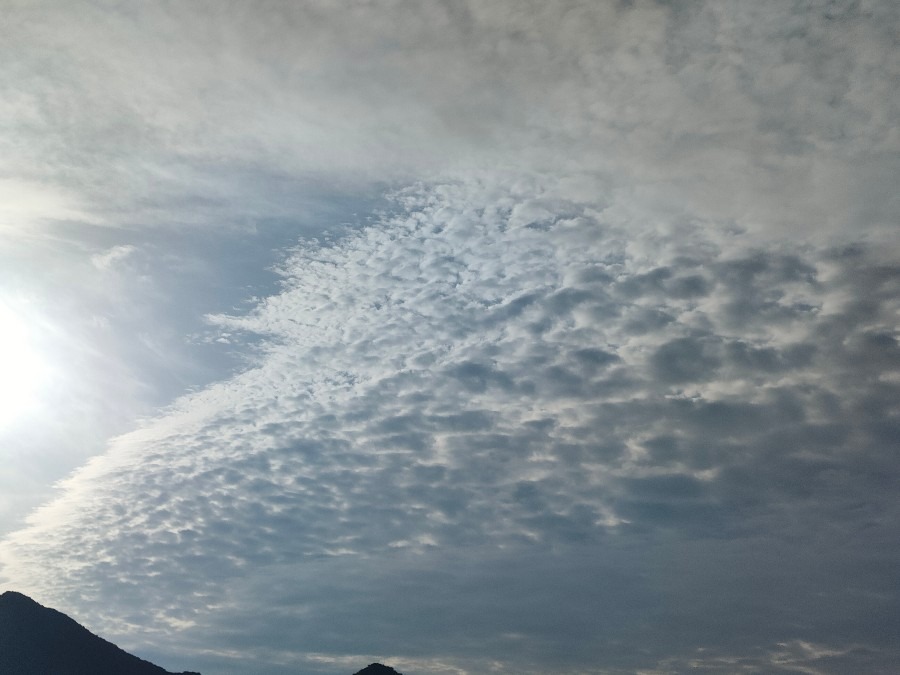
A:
[0, 1, 898, 674]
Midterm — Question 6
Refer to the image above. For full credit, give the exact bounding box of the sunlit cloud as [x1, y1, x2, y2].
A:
[0, 300, 52, 429]
[0, 180, 99, 232]
[90, 245, 138, 272]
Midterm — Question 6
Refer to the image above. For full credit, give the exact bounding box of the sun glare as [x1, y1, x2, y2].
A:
[0, 301, 48, 428]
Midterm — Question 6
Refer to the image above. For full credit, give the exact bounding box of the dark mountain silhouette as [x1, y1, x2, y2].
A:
[0, 590, 199, 675]
[353, 665, 403, 675]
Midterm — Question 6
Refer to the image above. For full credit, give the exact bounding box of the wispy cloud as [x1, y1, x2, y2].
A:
[1, 1, 896, 236]
[90, 244, 138, 271]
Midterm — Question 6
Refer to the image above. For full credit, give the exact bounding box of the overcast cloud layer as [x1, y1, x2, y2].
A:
[1, 2, 898, 675]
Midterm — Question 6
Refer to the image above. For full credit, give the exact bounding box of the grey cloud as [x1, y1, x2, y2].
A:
[445, 361, 516, 394]
[725, 339, 817, 372]
[666, 273, 712, 299]
[571, 347, 619, 368]
[612, 266, 673, 300]
[621, 306, 676, 336]
[651, 336, 723, 384]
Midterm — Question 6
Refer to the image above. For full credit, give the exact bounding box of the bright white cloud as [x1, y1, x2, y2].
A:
[0, 180, 97, 231]
[0, 300, 50, 428]
[90, 245, 138, 272]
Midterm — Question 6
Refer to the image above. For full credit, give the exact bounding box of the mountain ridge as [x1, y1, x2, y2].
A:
[0, 590, 199, 675]
[1, 590, 406, 675]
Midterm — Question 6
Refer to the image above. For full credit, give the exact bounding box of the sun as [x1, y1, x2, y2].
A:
[0, 300, 48, 428]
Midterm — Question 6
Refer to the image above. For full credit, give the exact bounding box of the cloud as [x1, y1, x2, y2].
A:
[0, 0, 896, 239]
[2, 173, 898, 673]
[90, 245, 138, 271]
[0, 180, 96, 231]
[0, 1, 898, 673]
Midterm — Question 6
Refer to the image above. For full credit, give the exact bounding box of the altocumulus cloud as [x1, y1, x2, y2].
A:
[1, 1, 899, 674]
[2, 174, 899, 674]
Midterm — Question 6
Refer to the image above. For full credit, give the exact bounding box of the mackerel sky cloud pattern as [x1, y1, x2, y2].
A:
[0, 2, 898, 674]
[5, 177, 900, 673]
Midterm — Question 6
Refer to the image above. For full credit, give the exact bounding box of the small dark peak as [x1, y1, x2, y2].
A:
[0, 590, 38, 603]
[0, 590, 50, 616]
[353, 664, 403, 675]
